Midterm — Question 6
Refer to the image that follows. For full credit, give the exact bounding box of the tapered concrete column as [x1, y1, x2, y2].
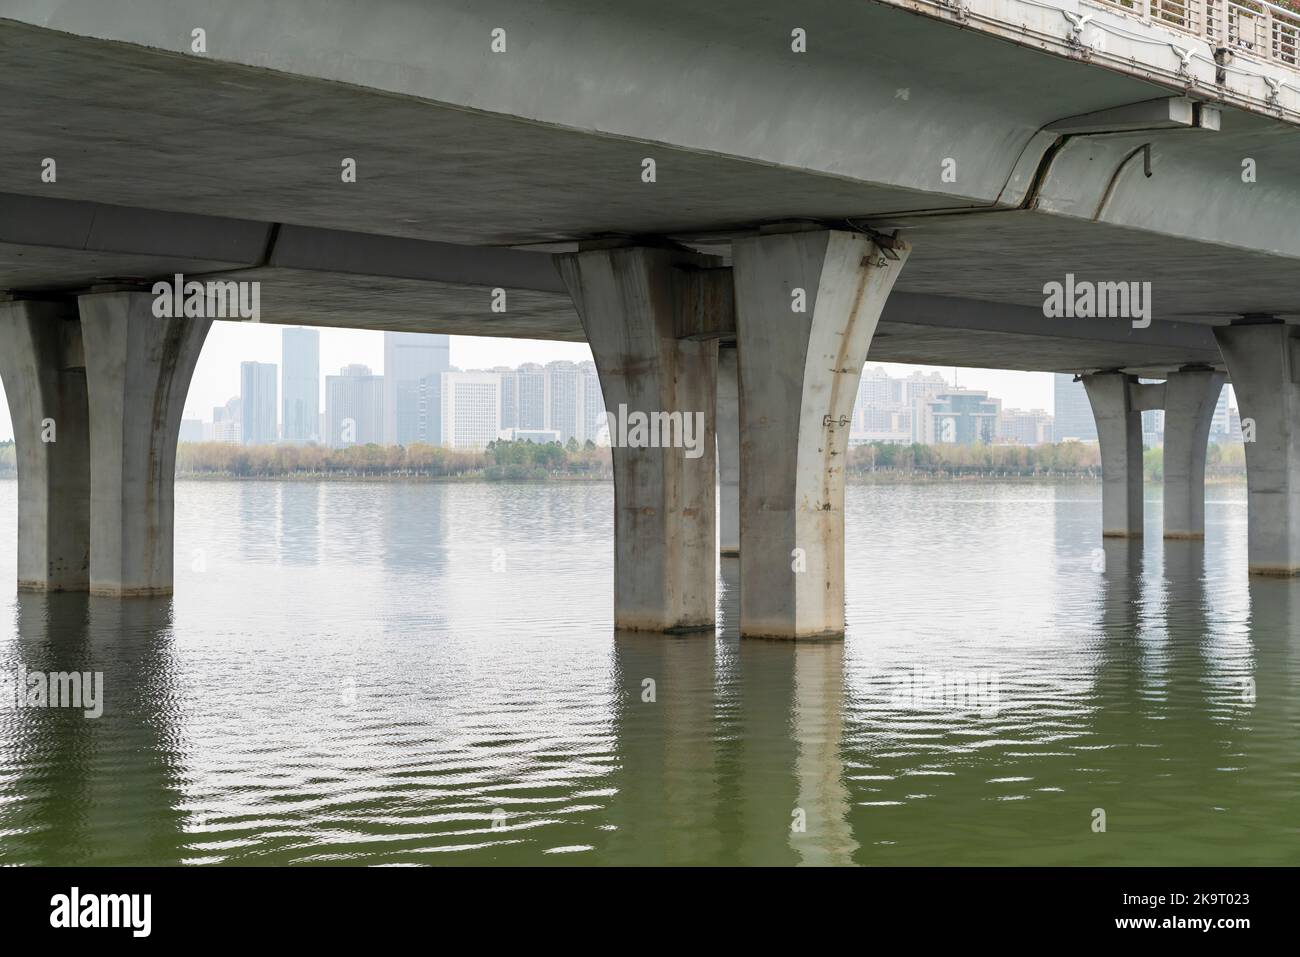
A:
[1082, 372, 1144, 538]
[732, 229, 909, 639]
[1162, 368, 1226, 539]
[556, 247, 718, 632]
[1214, 322, 1300, 574]
[717, 345, 740, 557]
[0, 299, 90, 591]
[77, 292, 211, 596]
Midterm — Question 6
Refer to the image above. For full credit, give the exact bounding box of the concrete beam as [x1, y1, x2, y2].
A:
[0, 298, 90, 590]
[732, 229, 908, 639]
[1162, 368, 1225, 539]
[1045, 96, 1203, 135]
[1213, 322, 1300, 574]
[1083, 372, 1144, 537]
[77, 292, 210, 596]
[555, 246, 719, 632]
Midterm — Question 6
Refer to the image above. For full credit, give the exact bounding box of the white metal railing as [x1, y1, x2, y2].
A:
[1090, 0, 1300, 65]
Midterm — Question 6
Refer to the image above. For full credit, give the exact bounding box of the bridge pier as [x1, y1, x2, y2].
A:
[0, 299, 91, 591]
[556, 246, 719, 632]
[717, 344, 740, 557]
[1083, 372, 1144, 537]
[78, 292, 210, 596]
[1214, 322, 1300, 574]
[1162, 368, 1226, 539]
[731, 229, 908, 639]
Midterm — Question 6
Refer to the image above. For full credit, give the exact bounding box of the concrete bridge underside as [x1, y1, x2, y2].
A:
[4, 1, 1300, 635]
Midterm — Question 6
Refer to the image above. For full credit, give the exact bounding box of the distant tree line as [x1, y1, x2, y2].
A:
[847, 440, 1245, 480]
[174, 439, 612, 480]
[0, 437, 1250, 483]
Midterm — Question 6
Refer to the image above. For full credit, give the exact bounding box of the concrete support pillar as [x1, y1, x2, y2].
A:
[1162, 368, 1226, 539]
[0, 299, 90, 591]
[1214, 322, 1300, 574]
[556, 247, 718, 632]
[77, 292, 210, 596]
[731, 229, 909, 639]
[1083, 372, 1144, 538]
[717, 345, 740, 557]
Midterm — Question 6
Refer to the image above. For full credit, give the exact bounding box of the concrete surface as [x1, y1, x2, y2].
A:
[556, 246, 718, 632]
[733, 229, 908, 639]
[78, 292, 210, 596]
[0, 298, 90, 590]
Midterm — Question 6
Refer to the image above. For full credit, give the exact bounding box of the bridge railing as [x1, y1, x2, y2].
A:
[1090, 0, 1300, 66]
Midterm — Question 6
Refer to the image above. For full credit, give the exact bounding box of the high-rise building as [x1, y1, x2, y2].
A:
[857, 407, 912, 444]
[579, 360, 603, 444]
[442, 371, 502, 449]
[383, 332, 450, 446]
[851, 366, 910, 442]
[209, 397, 242, 443]
[240, 361, 278, 446]
[546, 360, 580, 443]
[516, 362, 547, 430]
[1142, 408, 1166, 448]
[903, 371, 948, 406]
[325, 364, 384, 447]
[998, 408, 1054, 445]
[1210, 383, 1231, 442]
[1053, 373, 1097, 442]
[858, 366, 904, 412]
[918, 389, 1001, 445]
[281, 327, 320, 443]
[495, 366, 519, 430]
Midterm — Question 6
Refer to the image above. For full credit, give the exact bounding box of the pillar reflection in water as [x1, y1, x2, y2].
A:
[0, 593, 187, 865]
[606, 558, 856, 865]
[789, 641, 856, 866]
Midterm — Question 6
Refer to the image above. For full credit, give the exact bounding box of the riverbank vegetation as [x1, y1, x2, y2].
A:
[174, 438, 612, 480]
[0, 437, 1248, 482]
[844, 440, 1245, 482]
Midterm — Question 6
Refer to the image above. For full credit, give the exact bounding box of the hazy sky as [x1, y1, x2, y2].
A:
[0, 320, 1057, 440]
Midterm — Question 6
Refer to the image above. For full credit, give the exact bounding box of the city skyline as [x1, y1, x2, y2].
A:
[0, 331, 1069, 443]
[0, 320, 1242, 443]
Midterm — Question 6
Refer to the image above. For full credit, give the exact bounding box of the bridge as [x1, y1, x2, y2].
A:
[1, 0, 1299, 637]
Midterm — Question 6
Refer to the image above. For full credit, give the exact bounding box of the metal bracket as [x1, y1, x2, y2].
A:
[1063, 12, 1093, 56]
[937, 0, 969, 20]
[1170, 44, 1193, 80]
[1264, 76, 1282, 108]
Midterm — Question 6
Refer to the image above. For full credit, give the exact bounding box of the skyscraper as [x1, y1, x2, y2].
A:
[325, 364, 384, 447]
[579, 361, 603, 444]
[240, 361, 277, 446]
[919, 389, 1001, 445]
[281, 327, 320, 443]
[210, 397, 241, 443]
[1210, 383, 1230, 441]
[516, 362, 547, 430]
[998, 408, 1054, 445]
[442, 371, 501, 449]
[546, 360, 579, 443]
[496, 366, 519, 430]
[383, 332, 449, 446]
[1053, 373, 1097, 442]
